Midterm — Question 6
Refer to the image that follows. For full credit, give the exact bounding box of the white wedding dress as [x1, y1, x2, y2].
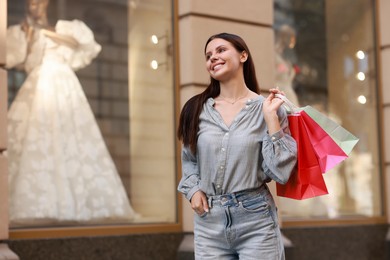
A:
[6, 20, 137, 226]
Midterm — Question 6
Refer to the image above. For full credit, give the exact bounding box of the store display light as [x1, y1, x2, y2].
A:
[356, 50, 365, 59]
[356, 72, 365, 81]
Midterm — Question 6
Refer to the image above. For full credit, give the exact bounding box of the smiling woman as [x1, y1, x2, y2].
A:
[205, 39, 247, 84]
[177, 32, 297, 259]
[204, 37, 253, 126]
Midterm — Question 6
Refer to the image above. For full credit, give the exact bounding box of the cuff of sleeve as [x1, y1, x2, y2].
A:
[186, 186, 200, 201]
[269, 129, 285, 142]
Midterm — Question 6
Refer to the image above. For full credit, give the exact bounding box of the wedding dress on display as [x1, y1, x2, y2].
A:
[6, 19, 137, 226]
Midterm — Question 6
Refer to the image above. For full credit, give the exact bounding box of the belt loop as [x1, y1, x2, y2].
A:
[232, 193, 238, 205]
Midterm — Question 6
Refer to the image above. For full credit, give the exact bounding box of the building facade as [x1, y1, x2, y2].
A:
[1, 0, 390, 259]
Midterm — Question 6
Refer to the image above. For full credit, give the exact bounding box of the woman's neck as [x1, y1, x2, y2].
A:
[26, 15, 49, 29]
[219, 77, 248, 99]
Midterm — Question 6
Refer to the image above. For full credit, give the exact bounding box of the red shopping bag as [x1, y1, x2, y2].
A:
[276, 114, 328, 200]
[300, 111, 348, 173]
[275, 94, 355, 173]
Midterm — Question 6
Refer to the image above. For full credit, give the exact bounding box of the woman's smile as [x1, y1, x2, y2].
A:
[212, 62, 225, 71]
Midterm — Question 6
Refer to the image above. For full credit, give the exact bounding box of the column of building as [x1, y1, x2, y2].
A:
[0, 0, 18, 258]
[379, 1, 390, 222]
[177, 0, 276, 232]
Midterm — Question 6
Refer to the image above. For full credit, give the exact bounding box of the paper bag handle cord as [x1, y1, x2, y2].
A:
[274, 93, 300, 113]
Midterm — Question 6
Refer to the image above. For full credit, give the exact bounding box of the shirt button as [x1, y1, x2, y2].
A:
[216, 184, 221, 189]
[225, 132, 229, 136]
[220, 166, 224, 169]
[221, 148, 225, 152]
[271, 136, 276, 141]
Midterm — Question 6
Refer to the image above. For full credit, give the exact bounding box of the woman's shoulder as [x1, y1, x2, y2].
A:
[7, 24, 24, 35]
[247, 93, 264, 104]
[6, 24, 27, 47]
[7, 24, 22, 30]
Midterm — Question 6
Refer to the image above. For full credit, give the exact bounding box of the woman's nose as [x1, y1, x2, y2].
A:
[210, 55, 218, 62]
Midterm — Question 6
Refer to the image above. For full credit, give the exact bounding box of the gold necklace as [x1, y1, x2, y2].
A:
[219, 90, 249, 105]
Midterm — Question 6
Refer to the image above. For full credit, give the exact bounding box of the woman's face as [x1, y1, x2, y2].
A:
[205, 38, 246, 82]
[27, 0, 48, 20]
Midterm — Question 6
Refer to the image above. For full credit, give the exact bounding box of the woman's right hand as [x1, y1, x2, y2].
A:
[191, 190, 209, 216]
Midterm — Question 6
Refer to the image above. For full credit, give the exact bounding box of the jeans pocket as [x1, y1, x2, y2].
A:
[199, 211, 208, 218]
[240, 196, 270, 216]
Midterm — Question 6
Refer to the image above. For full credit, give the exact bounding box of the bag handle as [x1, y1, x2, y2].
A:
[275, 93, 300, 114]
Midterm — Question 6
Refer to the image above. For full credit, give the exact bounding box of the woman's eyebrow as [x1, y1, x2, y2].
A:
[205, 44, 226, 56]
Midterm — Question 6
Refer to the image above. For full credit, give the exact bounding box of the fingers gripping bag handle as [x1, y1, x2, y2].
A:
[275, 93, 300, 114]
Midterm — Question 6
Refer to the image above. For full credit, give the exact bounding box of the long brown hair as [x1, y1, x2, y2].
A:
[177, 33, 260, 153]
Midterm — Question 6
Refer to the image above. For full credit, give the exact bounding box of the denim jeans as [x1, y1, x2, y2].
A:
[193, 185, 284, 260]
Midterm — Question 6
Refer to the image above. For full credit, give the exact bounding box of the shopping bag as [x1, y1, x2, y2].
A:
[301, 106, 359, 156]
[299, 110, 348, 173]
[275, 94, 359, 172]
[276, 113, 328, 200]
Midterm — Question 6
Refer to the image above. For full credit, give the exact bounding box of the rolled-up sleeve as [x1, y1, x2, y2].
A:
[177, 145, 201, 201]
[261, 109, 297, 184]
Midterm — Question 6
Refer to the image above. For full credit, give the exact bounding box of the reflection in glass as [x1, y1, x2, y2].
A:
[274, 24, 300, 106]
[6, 0, 177, 227]
[6, 0, 137, 227]
[274, 0, 382, 220]
[128, 0, 176, 223]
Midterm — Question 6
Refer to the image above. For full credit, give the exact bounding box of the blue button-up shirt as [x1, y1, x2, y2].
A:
[178, 95, 297, 200]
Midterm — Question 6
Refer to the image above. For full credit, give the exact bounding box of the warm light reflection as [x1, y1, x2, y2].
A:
[357, 95, 367, 104]
[150, 60, 158, 70]
[356, 50, 365, 59]
[151, 35, 159, 44]
[356, 72, 365, 81]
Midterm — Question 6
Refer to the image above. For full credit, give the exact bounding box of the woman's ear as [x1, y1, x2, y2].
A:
[240, 51, 248, 63]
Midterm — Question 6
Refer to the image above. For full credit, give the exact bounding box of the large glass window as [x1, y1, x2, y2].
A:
[274, 0, 382, 221]
[6, 0, 177, 230]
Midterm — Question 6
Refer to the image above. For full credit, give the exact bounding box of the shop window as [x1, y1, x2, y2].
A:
[274, 0, 383, 222]
[6, 0, 178, 231]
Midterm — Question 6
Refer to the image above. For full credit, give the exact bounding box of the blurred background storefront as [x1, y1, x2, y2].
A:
[0, 0, 390, 259]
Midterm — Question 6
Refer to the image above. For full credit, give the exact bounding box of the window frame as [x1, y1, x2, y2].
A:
[281, 0, 387, 228]
[8, 0, 183, 240]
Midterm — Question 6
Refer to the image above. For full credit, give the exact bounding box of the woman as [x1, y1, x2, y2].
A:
[177, 33, 297, 259]
[6, 0, 137, 225]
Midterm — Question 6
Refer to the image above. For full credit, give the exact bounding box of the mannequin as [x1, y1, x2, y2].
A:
[21, 0, 78, 58]
[6, 0, 138, 226]
[274, 24, 307, 230]
[275, 25, 336, 218]
[274, 24, 300, 106]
